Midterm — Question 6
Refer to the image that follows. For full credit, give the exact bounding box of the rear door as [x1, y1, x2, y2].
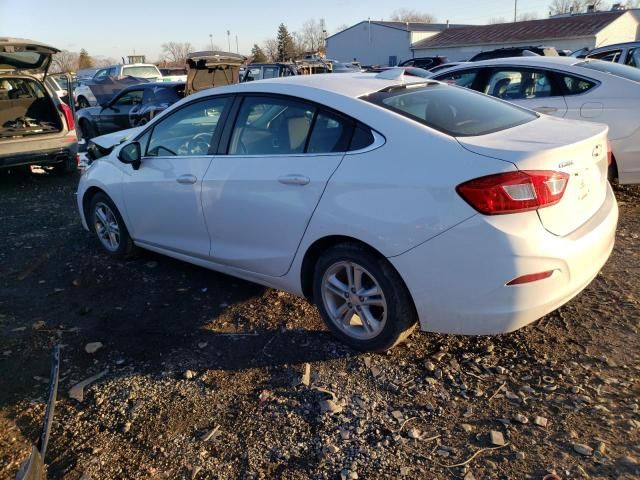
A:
[482, 67, 568, 116]
[202, 94, 351, 276]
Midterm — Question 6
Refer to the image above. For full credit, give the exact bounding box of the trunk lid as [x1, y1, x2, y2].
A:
[0, 38, 59, 78]
[458, 115, 609, 236]
[185, 51, 246, 96]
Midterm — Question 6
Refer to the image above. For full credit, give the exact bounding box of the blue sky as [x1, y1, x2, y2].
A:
[1, 0, 553, 61]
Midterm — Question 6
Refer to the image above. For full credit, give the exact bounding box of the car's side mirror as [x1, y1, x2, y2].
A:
[118, 142, 142, 170]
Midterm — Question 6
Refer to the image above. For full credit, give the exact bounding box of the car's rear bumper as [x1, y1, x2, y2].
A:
[389, 184, 618, 335]
[0, 144, 77, 169]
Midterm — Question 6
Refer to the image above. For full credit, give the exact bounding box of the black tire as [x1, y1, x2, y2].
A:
[80, 119, 96, 141]
[53, 155, 77, 175]
[88, 192, 135, 258]
[313, 243, 417, 352]
[77, 96, 90, 109]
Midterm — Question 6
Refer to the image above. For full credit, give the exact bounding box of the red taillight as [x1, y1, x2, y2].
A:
[506, 270, 555, 285]
[607, 141, 612, 166]
[59, 103, 75, 131]
[456, 170, 569, 215]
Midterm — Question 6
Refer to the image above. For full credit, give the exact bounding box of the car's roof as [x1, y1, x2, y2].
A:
[447, 56, 582, 68]
[235, 72, 428, 98]
[589, 41, 640, 51]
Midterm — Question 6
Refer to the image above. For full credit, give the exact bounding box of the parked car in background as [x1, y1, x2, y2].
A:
[185, 51, 245, 95]
[159, 67, 187, 83]
[75, 63, 162, 108]
[469, 46, 559, 61]
[431, 56, 640, 184]
[427, 62, 470, 74]
[399, 56, 448, 69]
[581, 41, 640, 68]
[76, 82, 184, 140]
[241, 63, 298, 82]
[44, 75, 67, 102]
[0, 38, 77, 173]
[77, 72, 617, 351]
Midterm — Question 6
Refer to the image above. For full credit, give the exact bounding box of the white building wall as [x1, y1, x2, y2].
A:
[326, 23, 413, 66]
[595, 11, 640, 47]
[410, 31, 439, 44]
[413, 37, 597, 61]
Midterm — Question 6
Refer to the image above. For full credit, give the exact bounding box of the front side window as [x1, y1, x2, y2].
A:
[228, 96, 315, 155]
[434, 69, 478, 88]
[485, 69, 552, 100]
[113, 90, 144, 106]
[94, 69, 108, 80]
[364, 83, 537, 137]
[146, 97, 228, 157]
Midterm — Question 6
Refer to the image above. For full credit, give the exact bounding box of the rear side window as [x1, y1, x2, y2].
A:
[484, 69, 553, 99]
[587, 49, 622, 63]
[562, 74, 596, 94]
[306, 111, 351, 153]
[365, 84, 537, 137]
[349, 125, 374, 150]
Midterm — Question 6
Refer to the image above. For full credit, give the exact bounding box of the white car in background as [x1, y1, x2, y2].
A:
[77, 72, 617, 351]
[430, 56, 640, 184]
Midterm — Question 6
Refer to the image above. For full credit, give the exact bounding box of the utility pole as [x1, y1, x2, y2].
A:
[514, 0, 518, 22]
[227, 30, 231, 51]
[235, 35, 238, 54]
[209, 34, 214, 51]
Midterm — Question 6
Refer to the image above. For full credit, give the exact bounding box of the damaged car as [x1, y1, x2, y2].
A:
[76, 82, 184, 140]
[0, 37, 78, 173]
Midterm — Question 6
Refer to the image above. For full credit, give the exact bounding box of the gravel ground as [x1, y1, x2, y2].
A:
[0, 169, 638, 480]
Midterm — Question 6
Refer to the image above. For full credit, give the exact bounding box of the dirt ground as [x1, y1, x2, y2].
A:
[0, 169, 638, 480]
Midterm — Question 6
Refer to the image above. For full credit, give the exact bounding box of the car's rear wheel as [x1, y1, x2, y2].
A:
[313, 243, 417, 351]
[89, 193, 135, 258]
[77, 96, 90, 109]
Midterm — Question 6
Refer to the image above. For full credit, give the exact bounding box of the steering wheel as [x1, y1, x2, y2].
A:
[186, 133, 211, 155]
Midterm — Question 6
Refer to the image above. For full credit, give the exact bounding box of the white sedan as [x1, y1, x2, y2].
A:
[77, 72, 618, 351]
[430, 56, 640, 185]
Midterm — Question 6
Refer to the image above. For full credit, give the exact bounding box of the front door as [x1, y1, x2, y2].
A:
[121, 96, 231, 257]
[99, 88, 145, 134]
[202, 95, 351, 276]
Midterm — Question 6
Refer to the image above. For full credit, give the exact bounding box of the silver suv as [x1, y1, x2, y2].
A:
[0, 38, 78, 174]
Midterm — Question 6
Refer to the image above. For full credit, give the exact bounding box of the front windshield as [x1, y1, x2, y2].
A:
[575, 60, 640, 83]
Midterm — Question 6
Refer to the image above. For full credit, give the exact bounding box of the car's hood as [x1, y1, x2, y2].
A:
[0, 37, 59, 78]
[92, 126, 144, 149]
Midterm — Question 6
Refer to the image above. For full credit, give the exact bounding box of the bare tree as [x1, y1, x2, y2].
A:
[263, 38, 278, 62]
[389, 8, 436, 23]
[93, 56, 117, 67]
[161, 41, 194, 65]
[51, 50, 79, 73]
[334, 24, 350, 34]
[548, 0, 607, 15]
[486, 17, 507, 24]
[301, 18, 326, 53]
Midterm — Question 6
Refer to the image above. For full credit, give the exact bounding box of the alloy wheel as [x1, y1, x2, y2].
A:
[320, 261, 387, 340]
[93, 202, 120, 252]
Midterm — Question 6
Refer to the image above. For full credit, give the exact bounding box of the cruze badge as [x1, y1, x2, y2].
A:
[558, 160, 574, 169]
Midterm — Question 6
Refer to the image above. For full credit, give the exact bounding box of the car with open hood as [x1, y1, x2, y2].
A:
[0, 37, 78, 173]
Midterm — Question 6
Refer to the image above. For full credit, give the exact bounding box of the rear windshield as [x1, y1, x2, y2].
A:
[122, 65, 160, 78]
[364, 83, 537, 137]
[0, 51, 48, 70]
[575, 60, 640, 83]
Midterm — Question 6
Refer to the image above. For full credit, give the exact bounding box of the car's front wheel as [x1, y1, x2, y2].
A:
[313, 243, 417, 352]
[89, 192, 135, 258]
